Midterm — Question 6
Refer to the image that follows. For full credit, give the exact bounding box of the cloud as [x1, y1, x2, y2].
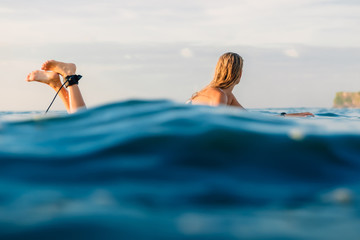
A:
[180, 48, 194, 58]
[0, 7, 14, 13]
[284, 49, 299, 58]
[1, 0, 360, 47]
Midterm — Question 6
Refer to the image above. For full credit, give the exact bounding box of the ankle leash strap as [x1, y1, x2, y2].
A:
[65, 75, 82, 88]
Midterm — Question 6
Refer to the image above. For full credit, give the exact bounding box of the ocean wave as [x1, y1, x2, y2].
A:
[1, 100, 360, 239]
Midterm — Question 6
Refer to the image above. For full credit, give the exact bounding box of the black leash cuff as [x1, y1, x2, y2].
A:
[65, 75, 82, 88]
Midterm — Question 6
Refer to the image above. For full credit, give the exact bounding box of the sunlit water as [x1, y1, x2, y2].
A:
[1, 100, 360, 240]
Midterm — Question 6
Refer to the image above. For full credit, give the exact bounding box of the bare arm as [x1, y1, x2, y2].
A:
[283, 112, 314, 117]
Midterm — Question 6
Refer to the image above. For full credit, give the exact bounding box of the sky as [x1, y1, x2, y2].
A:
[1, 0, 360, 110]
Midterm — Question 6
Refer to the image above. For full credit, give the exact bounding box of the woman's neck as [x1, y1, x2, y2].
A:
[219, 85, 235, 94]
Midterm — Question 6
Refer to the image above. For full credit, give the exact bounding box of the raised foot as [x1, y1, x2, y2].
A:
[41, 60, 76, 78]
[26, 70, 61, 87]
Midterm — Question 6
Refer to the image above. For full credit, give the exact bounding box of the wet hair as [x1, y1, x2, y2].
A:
[210, 52, 243, 89]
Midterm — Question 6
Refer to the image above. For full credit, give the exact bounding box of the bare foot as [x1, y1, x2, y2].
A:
[26, 70, 62, 88]
[41, 60, 76, 78]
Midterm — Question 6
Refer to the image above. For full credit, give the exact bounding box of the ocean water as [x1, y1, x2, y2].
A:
[1, 100, 360, 240]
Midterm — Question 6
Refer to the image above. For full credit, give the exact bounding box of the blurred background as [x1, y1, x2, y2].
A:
[1, 0, 360, 111]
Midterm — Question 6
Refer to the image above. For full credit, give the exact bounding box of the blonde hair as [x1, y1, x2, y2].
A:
[210, 52, 243, 89]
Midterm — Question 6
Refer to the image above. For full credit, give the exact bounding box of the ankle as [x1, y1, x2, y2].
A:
[49, 82, 63, 90]
[64, 63, 76, 77]
[64, 70, 76, 77]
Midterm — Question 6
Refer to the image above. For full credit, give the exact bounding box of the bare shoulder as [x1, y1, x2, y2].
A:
[209, 88, 227, 105]
[192, 87, 227, 106]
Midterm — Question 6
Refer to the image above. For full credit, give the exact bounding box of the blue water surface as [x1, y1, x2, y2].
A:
[1, 100, 360, 240]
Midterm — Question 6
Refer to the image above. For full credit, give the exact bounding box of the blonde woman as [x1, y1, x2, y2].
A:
[26, 60, 86, 113]
[187, 52, 314, 117]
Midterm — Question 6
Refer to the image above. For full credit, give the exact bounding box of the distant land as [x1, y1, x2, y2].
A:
[334, 92, 360, 108]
